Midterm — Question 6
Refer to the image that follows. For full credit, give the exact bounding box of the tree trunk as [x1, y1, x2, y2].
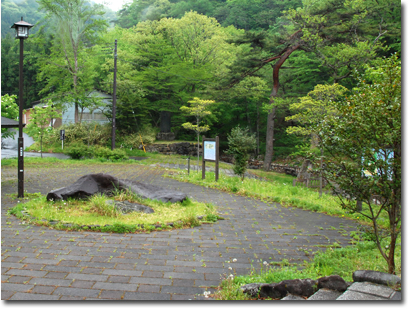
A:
[264, 107, 276, 171]
[263, 44, 300, 171]
[197, 132, 200, 171]
[256, 103, 260, 156]
[40, 135, 43, 158]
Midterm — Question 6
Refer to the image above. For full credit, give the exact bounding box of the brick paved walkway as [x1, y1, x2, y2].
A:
[1, 164, 358, 300]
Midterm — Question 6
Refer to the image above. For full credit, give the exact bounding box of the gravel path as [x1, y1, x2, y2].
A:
[1, 164, 358, 300]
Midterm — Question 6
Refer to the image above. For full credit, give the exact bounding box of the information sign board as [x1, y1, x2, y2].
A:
[204, 141, 216, 161]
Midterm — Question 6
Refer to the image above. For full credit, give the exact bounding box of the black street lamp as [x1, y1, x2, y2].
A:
[11, 17, 33, 198]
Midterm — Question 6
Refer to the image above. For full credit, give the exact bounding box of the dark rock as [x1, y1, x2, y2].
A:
[260, 279, 318, 299]
[317, 275, 348, 292]
[240, 283, 263, 298]
[46, 173, 122, 201]
[107, 200, 154, 214]
[46, 173, 187, 203]
[120, 179, 187, 203]
[353, 270, 401, 286]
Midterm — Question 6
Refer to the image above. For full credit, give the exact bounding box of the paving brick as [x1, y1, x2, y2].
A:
[163, 272, 204, 280]
[28, 278, 73, 287]
[66, 273, 108, 282]
[1, 283, 34, 292]
[53, 287, 100, 298]
[1, 290, 15, 300]
[58, 295, 85, 300]
[135, 264, 174, 272]
[113, 263, 136, 270]
[23, 258, 60, 265]
[42, 266, 82, 273]
[142, 271, 163, 278]
[102, 269, 142, 277]
[6, 275, 32, 284]
[79, 267, 104, 274]
[77, 261, 115, 268]
[194, 280, 221, 287]
[161, 285, 206, 295]
[8, 292, 60, 300]
[137, 284, 161, 293]
[44, 272, 69, 279]
[99, 290, 125, 299]
[4, 269, 47, 277]
[58, 260, 80, 267]
[31, 285, 56, 295]
[1, 262, 27, 269]
[107, 276, 131, 283]
[171, 279, 195, 287]
[123, 292, 171, 300]
[129, 277, 172, 286]
[92, 282, 139, 292]
[69, 280, 96, 289]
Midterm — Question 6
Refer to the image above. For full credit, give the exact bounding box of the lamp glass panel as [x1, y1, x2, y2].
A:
[17, 26, 28, 37]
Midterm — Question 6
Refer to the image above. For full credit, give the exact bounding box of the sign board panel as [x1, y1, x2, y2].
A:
[60, 129, 65, 140]
[204, 141, 216, 161]
[362, 149, 394, 180]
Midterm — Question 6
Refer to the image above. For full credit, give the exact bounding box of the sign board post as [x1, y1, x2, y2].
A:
[202, 136, 219, 181]
[60, 129, 65, 149]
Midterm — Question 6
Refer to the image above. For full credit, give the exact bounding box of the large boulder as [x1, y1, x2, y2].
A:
[317, 275, 348, 292]
[46, 173, 187, 203]
[353, 270, 401, 286]
[259, 279, 318, 299]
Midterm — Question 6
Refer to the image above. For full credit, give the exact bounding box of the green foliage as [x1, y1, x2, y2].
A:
[58, 122, 112, 146]
[25, 101, 62, 157]
[317, 54, 401, 274]
[227, 126, 256, 180]
[286, 84, 348, 137]
[64, 143, 128, 161]
[216, 235, 400, 299]
[63, 142, 92, 159]
[1, 94, 19, 139]
[36, 0, 108, 122]
[180, 97, 216, 165]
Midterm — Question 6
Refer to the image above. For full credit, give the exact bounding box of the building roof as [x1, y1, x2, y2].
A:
[1, 117, 25, 128]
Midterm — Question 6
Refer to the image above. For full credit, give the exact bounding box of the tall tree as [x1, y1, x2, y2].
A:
[228, 0, 400, 170]
[37, 0, 107, 123]
[317, 55, 401, 274]
[101, 11, 241, 134]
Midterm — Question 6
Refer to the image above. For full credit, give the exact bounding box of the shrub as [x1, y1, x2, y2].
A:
[120, 124, 158, 148]
[60, 122, 111, 146]
[92, 145, 112, 159]
[92, 146, 128, 161]
[108, 148, 128, 161]
[64, 142, 92, 159]
[227, 126, 256, 180]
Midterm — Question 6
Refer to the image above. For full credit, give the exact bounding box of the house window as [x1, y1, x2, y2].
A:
[94, 113, 106, 120]
[82, 112, 92, 120]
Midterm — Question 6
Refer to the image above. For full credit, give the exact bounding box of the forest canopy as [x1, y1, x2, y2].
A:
[1, 0, 401, 163]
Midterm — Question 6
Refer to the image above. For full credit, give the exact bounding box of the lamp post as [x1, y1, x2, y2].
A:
[11, 17, 33, 198]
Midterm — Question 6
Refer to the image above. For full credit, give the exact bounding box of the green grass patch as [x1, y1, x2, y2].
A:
[169, 170, 392, 229]
[8, 191, 222, 233]
[215, 237, 401, 300]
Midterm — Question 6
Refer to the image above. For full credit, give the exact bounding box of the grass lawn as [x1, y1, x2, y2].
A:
[8, 190, 222, 233]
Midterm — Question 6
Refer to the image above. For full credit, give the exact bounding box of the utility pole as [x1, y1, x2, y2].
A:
[111, 39, 117, 150]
